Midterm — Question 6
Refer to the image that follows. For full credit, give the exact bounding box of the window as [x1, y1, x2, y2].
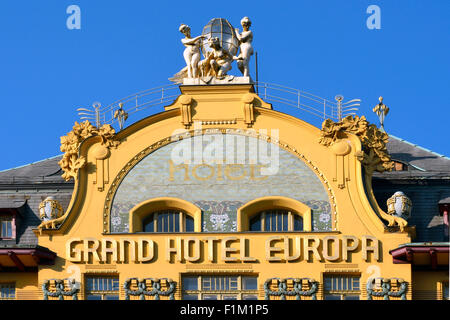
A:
[0, 218, 13, 239]
[0, 283, 15, 300]
[237, 196, 312, 232]
[393, 161, 408, 171]
[250, 210, 303, 232]
[182, 275, 258, 300]
[443, 282, 449, 300]
[323, 275, 360, 300]
[129, 197, 201, 233]
[143, 210, 194, 233]
[85, 276, 120, 300]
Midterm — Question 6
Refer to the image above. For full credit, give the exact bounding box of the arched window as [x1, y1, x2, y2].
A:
[249, 210, 303, 232]
[237, 196, 312, 232]
[129, 197, 201, 233]
[143, 210, 194, 233]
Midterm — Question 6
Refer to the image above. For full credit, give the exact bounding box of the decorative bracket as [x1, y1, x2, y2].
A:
[330, 140, 352, 189]
[242, 93, 255, 127]
[179, 95, 193, 129]
[92, 143, 111, 192]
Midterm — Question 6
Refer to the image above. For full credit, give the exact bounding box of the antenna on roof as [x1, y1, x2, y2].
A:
[255, 51, 259, 94]
[77, 102, 102, 128]
[335, 95, 361, 121]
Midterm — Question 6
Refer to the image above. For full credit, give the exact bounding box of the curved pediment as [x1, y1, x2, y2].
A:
[37, 84, 411, 241]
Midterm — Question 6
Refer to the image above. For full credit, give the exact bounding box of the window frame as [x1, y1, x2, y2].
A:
[237, 196, 312, 232]
[0, 283, 16, 300]
[128, 197, 201, 232]
[181, 275, 259, 300]
[250, 209, 303, 232]
[0, 214, 15, 240]
[143, 210, 194, 233]
[439, 281, 449, 300]
[84, 275, 120, 300]
[322, 274, 361, 300]
[393, 160, 408, 171]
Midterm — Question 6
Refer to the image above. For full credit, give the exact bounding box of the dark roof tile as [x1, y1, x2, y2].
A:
[0, 199, 26, 209]
[387, 135, 450, 173]
[0, 155, 72, 186]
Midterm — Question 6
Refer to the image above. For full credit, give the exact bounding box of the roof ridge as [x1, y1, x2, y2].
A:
[388, 134, 450, 161]
[0, 154, 62, 174]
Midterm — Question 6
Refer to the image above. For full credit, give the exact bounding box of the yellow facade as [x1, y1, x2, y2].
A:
[2, 84, 421, 300]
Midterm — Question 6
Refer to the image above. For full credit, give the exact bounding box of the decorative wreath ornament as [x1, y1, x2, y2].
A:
[366, 277, 407, 300]
[264, 278, 318, 300]
[124, 278, 177, 300]
[42, 279, 79, 300]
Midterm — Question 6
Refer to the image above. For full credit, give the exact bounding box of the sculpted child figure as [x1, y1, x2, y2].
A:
[179, 24, 205, 78]
[205, 37, 233, 79]
[234, 16, 253, 77]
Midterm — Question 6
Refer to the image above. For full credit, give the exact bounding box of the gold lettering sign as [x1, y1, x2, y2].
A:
[169, 161, 269, 182]
[65, 235, 381, 264]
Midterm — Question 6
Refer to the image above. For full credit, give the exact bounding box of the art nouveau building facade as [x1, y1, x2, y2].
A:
[0, 83, 448, 300]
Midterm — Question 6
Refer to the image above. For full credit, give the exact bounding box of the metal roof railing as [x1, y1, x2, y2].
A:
[77, 82, 360, 131]
[255, 82, 360, 122]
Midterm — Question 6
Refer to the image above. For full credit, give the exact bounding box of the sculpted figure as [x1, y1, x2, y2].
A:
[234, 17, 253, 77]
[179, 24, 204, 78]
[205, 37, 233, 79]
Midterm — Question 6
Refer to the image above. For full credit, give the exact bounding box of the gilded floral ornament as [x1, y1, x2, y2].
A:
[58, 120, 120, 181]
[39, 121, 121, 232]
[319, 115, 393, 175]
[319, 115, 409, 231]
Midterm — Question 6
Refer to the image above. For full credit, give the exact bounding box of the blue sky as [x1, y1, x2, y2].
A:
[0, 0, 449, 171]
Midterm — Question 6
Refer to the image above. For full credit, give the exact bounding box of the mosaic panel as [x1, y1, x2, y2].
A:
[110, 134, 331, 233]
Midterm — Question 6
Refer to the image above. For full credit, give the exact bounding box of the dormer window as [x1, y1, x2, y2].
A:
[0, 216, 13, 239]
[0, 200, 24, 240]
[393, 161, 408, 171]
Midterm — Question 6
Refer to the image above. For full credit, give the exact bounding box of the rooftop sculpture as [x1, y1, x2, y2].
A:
[170, 17, 254, 84]
[373, 96, 389, 132]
